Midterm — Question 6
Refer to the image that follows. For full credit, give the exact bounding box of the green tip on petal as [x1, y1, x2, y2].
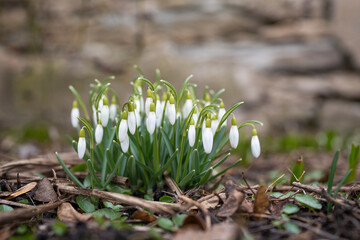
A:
[194, 107, 197, 113]
[156, 94, 160, 101]
[252, 128, 257, 136]
[104, 96, 109, 105]
[72, 100, 78, 108]
[111, 96, 116, 104]
[205, 93, 211, 102]
[219, 99, 224, 108]
[231, 115, 237, 126]
[150, 102, 155, 112]
[169, 94, 175, 104]
[79, 127, 85, 138]
[162, 93, 167, 101]
[122, 110, 128, 119]
[206, 117, 211, 128]
[98, 119, 102, 125]
[146, 88, 152, 98]
[212, 113, 218, 120]
[190, 118, 195, 125]
[128, 103, 134, 112]
[186, 90, 191, 99]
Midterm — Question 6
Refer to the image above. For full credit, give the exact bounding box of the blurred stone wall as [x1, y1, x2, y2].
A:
[0, 0, 359, 137]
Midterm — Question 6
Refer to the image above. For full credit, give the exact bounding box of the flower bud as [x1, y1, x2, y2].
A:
[118, 110, 128, 141]
[77, 127, 86, 159]
[202, 117, 213, 154]
[71, 100, 80, 128]
[229, 115, 239, 149]
[167, 94, 176, 125]
[188, 118, 196, 147]
[95, 121, 103, 144]
[146, 102, 156, 135]
[109, 96, 117, 120]
[128, 103, 136, 135]
[100, 96, 109, 126]
[251, 128, 261, 158]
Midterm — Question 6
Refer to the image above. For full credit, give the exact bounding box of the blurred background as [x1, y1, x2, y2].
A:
[0, 0, 359, 159]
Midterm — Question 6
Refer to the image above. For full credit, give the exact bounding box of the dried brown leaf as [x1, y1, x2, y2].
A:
[217, 190, 245, 217]
[57, 203, 92, 222]
[132, 210, 157, 223]
[5, 182, 37, 200]
[173, 222, 237, 240]
[34, 178, 58, 202]
[182, 214, 206, 231]
[253, 184, 269, 214]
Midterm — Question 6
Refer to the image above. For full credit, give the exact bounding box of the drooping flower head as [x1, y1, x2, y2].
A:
[118, 110, 128, 141]
[71, 100, 80, 128]
[167, 94, 176, 125]
[146, 102, 156, 135]
[100, 96, 110, 127]
[202, 117, 213, 154]
[155, 94, 163, 127]
[188, 118, 196, 147]
[145, 88, 153, 116]
[128, 102, 136, 135]
[95, 120, 103, 144]
[182, 90, 193, 119]
[211, 113, 219, 135]
[229, 115, 239, 149]
[251, 128, 261, 158]
[218, 99, 226, 126]
[77, 127, 86, 159]
[109, 96, 117, 121]
[204, 92, 211, 107]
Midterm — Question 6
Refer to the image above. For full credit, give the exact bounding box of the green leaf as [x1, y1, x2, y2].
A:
[56, 152, 85, 188]
[157, 217, 177, 231]
[290, 157, 305, 183]
[91, 208, 123, 221]
[103, 201, 123, 211]
[71, 163, 87, 172]
[271, 192, 295, 200]
[172, 214, 187, 227]
[76, 195, 95, 213]
[282, 204, 300, 215]
[328, 150, 339, 195]
[159, 195, 174, 203]
[0, 205, 13, 212]
[19, 199, 29, 204]
[346, 144, 360, 183]
[52, 221, 68, 236]
[295, 194, 322, 210]
[283, 222, 300, 234]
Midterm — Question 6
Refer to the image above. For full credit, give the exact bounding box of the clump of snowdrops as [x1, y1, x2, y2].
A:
[56, 68, 263, 193]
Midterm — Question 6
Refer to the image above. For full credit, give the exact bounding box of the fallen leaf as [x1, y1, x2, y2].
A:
[5, 182, 37, 200]
[34, 178, 58, 202]
[217, 190, 245, 217]
[57, 203, 92, 222]
[253, 184, 269, 214]
[182, 214, 206, 231]
[132, 210, 157, 223]
[173, 222, 237, 240]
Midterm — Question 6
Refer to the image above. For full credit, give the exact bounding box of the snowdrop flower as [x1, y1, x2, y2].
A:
[167, 94, 176, 125]
[204, 92, 211, 107]
[92, 105, 98, 126]
[182, 90, 193, 119]
[109, 96, 117, 121]
[71, 100, 80, 128]
[100, 96, 109, 127]
[95, 121, 103, 144]
[188, 118, 196, 147]
[98, 96, 104, 111]
[136, 83, 144, 114]
[77, 127, 86, 159]
[128, 103, 136, 135]
[218, 99, 226, 126]
[120, 134, 129, 153]
[145, 88, 152, 116]
[229, 115, 239, 149]
[155, 94, 163, 127]
[211, 113, 219, 135]
[146, 102, 156, 135]
[118, 110, 128, 141]
[251, 128, 261, 158]
[202, 117, 213, 154]
[192, 107, 198, 127]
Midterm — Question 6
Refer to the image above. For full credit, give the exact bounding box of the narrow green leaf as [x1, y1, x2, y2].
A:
[179, 170, 195, 189]
[328, 150, 339, 195]
[56, 152, 85, 188]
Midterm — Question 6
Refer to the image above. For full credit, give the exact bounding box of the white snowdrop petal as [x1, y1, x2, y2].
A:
[95, 124, 103, 144]
[182, 99, 192, 119]
[118, 120, 128, 141]
[202, 128, 213, 154]
[219, 108, 227, 126]
[211, 119, 219, 135]
[156, 100, 163, 127]
[188, 125, 196, 147]
[120, 135, 129, 153]
[145, 98, 152, 116]
[229, 126, 239, 149]
[128, 112, 136, 135]
[71, 108, 79, 128]
[77, 137, 86, 159]
[146, 112, 156, 135]
[251, 135, 261, 158]
[110, 104, 117, 120]
[100, 105, 109, 126]
[168, 104, 176, 125]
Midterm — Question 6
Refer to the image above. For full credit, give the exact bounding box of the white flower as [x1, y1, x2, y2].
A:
[204, 92, 211, 107]
[192, 107, 198, 127]
[188, 119, 196, 147]
[146, 103, 156, 135]
[211, 114, 219, 135]
[251, 129, 261, 158]
[120, 134, 129, 153]
[95, 122, 103, 144]
[98, 96, 104, 111]
[155, 97, 163, 127]
[218, 99, 226, 126]
[137, 85, 144, 114]
[71, 100, 80, 128]
[118, 111, 128, 141]
[182, 90, 193, 119]
[77, 128, 86, 159]
[128, 103, 136, 135]
[100, 97, 109, 127]
[202, 118, 213, 154]
[109, 97, 117, 120]
[145, 88, 152, 116]
[92, 105, 98, 126]
[229, 116, 239, 149]
[167, 94, 176, 125]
